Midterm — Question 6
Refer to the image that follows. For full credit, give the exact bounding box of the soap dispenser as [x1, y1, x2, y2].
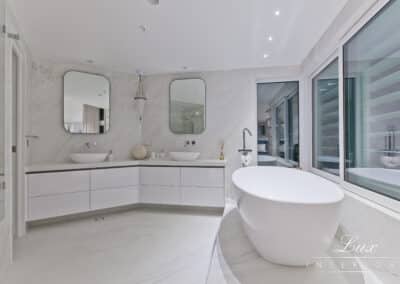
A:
[219, 142, 225, 160]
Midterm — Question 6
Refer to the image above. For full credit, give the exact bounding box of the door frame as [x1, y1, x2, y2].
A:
[256, 79, 300, 167]
[6, 36, 27, 239]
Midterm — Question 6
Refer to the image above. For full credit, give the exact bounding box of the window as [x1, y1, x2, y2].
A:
[343, 0, 400, 200]
[312, 59, 339, 175]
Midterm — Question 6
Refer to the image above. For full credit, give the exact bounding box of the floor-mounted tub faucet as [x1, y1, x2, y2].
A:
[238, 128, 253, 167]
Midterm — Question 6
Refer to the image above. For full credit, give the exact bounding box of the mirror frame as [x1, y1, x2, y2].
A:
[63, 70, 111, 135]
[169, 78, 207, 135]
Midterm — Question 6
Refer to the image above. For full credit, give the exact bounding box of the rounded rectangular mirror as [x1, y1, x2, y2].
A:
[169, 78, 206, 134]
[64, 71, 110, 134]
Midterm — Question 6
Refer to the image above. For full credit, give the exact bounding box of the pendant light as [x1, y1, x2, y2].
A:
[134, 72, 147, 122]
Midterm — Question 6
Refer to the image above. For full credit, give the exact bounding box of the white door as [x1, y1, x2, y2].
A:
[0, 0, 10, 270]
[11, 48, 18, 237]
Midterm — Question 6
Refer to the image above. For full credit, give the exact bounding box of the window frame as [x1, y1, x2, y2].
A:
[271, 86, 299, 166]
[311, 56, 340, 179]
[308, 52, 341, 183]
[309, 0, 400, 213]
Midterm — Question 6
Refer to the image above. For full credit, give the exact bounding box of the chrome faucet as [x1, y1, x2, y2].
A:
[238, 128, 253, 155]
[85, 141, 97, 149]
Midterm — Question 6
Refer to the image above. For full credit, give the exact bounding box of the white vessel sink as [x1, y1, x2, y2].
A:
[169, 152, 200, 161]
[70, 153, 108, 163]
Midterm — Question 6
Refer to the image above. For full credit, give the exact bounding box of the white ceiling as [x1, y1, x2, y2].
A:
[11, 0, 348, 74]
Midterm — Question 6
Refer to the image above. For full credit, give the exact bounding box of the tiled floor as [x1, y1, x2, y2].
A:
[6, 205, 399, 284]
[4, 208, 222, 284]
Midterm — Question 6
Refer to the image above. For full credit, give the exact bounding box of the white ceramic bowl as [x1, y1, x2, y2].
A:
[70, 153, 108, 163]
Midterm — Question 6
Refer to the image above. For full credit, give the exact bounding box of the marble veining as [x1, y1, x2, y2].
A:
[28, 59, 300, 198]
[28, 61, 142, 164]
[206, 204, 400, 284]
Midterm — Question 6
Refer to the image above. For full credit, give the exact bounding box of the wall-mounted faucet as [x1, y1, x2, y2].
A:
[85, 141, 97, 149]
[385, 126, 396, 154]
[25, 135, 39, 147]
[184, 140, 196, 147]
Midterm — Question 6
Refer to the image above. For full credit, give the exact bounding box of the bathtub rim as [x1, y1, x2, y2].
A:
[232, 166, 345, 206]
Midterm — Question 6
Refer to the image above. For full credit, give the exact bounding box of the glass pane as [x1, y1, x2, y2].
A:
[169, 79, 206, 134]
[64, 71, 111, 134]
[312, 59, 339, 175]
[257, 81, 299, 166]
[343, 0, 400, 200]
[288, 93, 299, 163]
[276, 102, 285, 159]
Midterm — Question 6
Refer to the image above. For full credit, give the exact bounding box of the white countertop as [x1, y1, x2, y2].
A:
[25, 159, 227, 173]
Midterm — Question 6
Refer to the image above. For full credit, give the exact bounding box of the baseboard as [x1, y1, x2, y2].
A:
[27, 203, 224, 228]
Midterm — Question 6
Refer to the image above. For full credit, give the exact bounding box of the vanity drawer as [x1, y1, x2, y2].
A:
[28, 171, 90, 197]
[140, 185, 181, 205]
[181, 168, 224, 187]
[181, 187, 225, 207]
[140, 167, 180, 186]
[28, 192, 90, 221]
[91, 186, 139, 210]
[91, 167, 139, 190]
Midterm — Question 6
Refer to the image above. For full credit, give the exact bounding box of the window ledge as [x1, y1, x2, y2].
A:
[342, 181, 400, 219]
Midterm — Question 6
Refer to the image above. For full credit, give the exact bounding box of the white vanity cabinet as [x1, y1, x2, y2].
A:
[140, 166, 225, 207]
[27, 171, 91, 221]
[180, 168, 225, 207]
[26, 162, 226, 221]
[140, 167, 181, 205]
[90, 167, 139, 210]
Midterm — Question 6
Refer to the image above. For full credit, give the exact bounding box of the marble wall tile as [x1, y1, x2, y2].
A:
[27, 61, 142, 164]
[28, 60, 300, 197]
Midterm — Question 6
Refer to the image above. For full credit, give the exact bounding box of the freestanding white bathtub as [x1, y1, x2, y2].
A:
[232, 166, 344, 266]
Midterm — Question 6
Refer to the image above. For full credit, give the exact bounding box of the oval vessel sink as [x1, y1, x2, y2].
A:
[70, 153, 108, 163]
[169, 152, 200, 161]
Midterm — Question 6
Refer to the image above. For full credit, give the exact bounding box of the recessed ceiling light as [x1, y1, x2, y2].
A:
[263, 53, 269, 59]
[139, 25, 147, 32]
[268, 35, 273, 41]
[275, 10, 280, 16]
[147, 0, 159, 5]
[86, 59, 94, 64]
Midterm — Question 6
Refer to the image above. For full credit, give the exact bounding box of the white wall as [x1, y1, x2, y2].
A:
[301, 0, 400, 264]
[27, 60, 142, 164]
